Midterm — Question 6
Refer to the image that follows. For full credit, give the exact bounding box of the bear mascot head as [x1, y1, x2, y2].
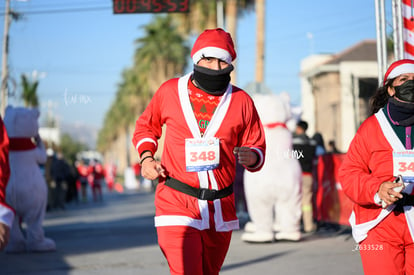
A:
[242, 93, 303, 243]
[4, 106, 40, 138]
[4, 105, 56, 253]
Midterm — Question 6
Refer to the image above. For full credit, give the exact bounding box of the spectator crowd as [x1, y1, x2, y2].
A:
[41, 148, 117, 211]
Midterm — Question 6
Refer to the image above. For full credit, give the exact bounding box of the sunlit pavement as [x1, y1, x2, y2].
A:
[0, 186, 363, 275]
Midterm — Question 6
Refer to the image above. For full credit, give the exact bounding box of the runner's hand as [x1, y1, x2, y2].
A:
[0, 223, 9, 251]
[233, 146, 257, 167]
[378, 180, 403, 208]
[141, 156, 166, 180]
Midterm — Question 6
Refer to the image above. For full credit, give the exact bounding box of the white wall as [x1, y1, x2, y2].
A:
[300, 54, 333, 134]
[339, 61, 378, 151]
[39, 127, 60, 146]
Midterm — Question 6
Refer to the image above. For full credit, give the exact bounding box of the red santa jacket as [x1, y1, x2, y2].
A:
[132, 73, 266, 231]
[77, 163, 89, 177]
[339, 110, 414, 242]
[339, 114, 393, 222]
[0, 117, 14, 228]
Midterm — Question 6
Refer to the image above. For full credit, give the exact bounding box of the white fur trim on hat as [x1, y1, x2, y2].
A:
[384, 59, 414, 82]
[386, 63, 414, 80]
[192, 46, 233, 64]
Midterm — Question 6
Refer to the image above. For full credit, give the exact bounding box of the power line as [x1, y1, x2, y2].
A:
[0, 5, 111, 16]
[238, 16, 374, 49]
[0, 0, 107, 9]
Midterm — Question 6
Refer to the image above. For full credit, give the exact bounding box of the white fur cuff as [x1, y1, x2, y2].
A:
[0, 206, 14, 228]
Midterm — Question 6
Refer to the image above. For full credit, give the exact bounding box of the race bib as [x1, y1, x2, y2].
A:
[393, 150, 414, 182]
[185, 137, 220, 172]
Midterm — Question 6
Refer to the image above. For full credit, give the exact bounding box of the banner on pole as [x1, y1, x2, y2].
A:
[313, 154, 353, 226]
[402, 0, 414, 58]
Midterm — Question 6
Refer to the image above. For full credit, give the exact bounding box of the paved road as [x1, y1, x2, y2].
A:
[0, 188, 363, 275]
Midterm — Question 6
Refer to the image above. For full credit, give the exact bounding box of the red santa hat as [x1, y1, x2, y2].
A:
[191, 28, 237, 65]
[384, 59, 414, 82]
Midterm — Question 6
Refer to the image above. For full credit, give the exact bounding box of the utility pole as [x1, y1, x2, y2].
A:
[1, 0, 11, 117]
[375, 0, 387, 86]
[224, 0, 238, 85]
[255, 0, 265, 83]
[392, 0, 404, 60]
[216, 0, 224, 28]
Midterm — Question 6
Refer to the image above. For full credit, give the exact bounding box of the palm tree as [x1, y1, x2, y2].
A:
[97, 68, 142, 150]
[135, 15, 190, 94]
[20, 74, 39, 108]
[97, 15, 189, 168]
[224, 0, 255, 85]
[98, 1, 259, 167]
[101, 15, 189, 130]
[171, 0, 255, 85]
[171, 1, 217, 36]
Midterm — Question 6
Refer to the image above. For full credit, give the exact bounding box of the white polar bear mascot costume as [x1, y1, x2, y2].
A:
[4, 106, 56, 253]
[242, 93, 302, 243]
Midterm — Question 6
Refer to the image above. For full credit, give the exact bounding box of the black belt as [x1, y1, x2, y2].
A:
[164, 176, 233, 201]
[394, 193, 414, 213]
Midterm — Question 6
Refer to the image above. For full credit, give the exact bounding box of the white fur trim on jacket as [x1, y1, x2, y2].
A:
[0, 205, 14, 228]
[350, 109, 414, 243]
[135, 137, 157, 151]
[154, 73, 239, 232]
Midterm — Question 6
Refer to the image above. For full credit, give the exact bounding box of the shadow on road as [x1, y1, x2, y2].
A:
[222, 250, 294, 271]
[0, 190, 158, 274]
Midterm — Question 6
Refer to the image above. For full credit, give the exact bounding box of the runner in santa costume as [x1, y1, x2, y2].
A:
[0, 116, 14, 250]
[132, 28, 266, 275]
[339, 59, 414, 275]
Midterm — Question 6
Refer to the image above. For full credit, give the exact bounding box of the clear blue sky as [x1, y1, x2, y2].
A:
[0, 0, 380, 133]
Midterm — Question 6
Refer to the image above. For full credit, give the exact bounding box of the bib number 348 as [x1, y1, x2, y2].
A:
[393, 151, 414, 178]
[190, 151, 216, 162]
[185, 137, 220, 172]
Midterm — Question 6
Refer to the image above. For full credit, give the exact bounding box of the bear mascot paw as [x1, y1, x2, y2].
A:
[4, 106, 56, 253]
[241, 93, 302, 243]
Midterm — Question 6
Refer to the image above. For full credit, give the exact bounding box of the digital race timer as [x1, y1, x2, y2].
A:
[113, 0, 189, 14]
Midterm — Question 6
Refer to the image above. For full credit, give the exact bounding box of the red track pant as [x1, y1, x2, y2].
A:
[359, 211, 414, 275]
[157, 226, 231, 275]
[156, 202, 232, 275]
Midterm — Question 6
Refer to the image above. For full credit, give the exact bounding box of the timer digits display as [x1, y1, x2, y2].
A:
[113, 0, 189, 14]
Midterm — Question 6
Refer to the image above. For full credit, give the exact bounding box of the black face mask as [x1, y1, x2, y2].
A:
[388, 97, 414, 126]
[394, 80, 414, 103]
[192, 64, 233, 96]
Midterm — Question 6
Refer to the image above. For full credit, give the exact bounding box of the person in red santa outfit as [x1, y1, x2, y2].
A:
[0, 116, 14, 250]
[91, 160, 104, 202]
[76, 160, 90, 202]
[339, 59, 414, 275]
[132, 28, 266, 275]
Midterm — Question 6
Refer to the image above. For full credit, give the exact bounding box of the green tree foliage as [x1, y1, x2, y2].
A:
[21, 74, 39, 108]
[60, 133, 88, 165]
[97, 15, 189, 151]
[171, 0, 255, 36]
[97, 2, 255, 152]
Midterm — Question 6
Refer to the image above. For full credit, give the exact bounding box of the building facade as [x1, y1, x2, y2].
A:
[300, 40, 379, 152]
